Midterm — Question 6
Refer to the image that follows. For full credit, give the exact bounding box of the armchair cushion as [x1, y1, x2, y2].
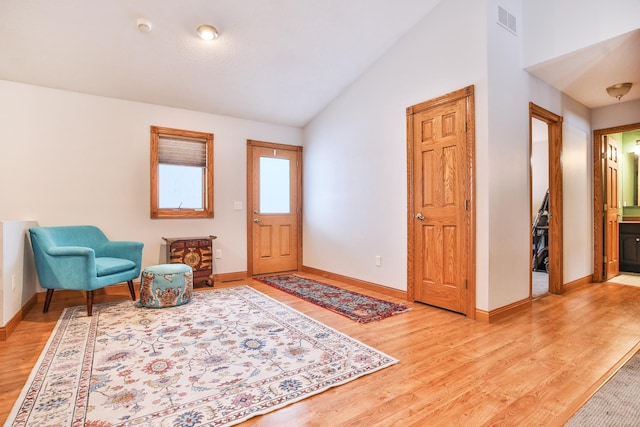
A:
[95, 257, 137, 277]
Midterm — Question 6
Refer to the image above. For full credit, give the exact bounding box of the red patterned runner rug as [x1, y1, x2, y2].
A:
[254, 274, 411, 323]
[6, 286, 397, 426]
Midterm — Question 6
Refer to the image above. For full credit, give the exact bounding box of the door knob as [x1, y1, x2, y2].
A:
[416, 213, 425, 221]
[254, 218, 262, 223]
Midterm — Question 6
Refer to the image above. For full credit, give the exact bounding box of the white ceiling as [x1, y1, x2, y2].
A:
[526, 29, 640, 109]
[0, 0, 443, 127]
[1, 1, 637, 128]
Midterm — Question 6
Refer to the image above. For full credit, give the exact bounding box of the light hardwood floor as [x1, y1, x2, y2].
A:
[2, 273, 640, 426]
[608, 273, 640, 288]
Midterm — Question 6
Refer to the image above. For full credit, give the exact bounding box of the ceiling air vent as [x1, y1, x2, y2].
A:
[497, 6, 517, 35]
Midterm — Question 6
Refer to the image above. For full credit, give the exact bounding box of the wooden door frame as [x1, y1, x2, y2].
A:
[406, 85, 476, 318]
[529, 103, 563, 295]
[246, 140, 303, 277]
[593, 122, 640, 282]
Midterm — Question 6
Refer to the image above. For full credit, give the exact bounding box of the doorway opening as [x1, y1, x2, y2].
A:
[593, 123, 640, 283]
[529, 103, 563, 296]
[531, 117, 549, 297]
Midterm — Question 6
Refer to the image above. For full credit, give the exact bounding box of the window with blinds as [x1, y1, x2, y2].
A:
[150, 126, 214, 218]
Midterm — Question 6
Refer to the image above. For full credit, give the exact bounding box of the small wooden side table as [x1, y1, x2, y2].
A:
[162, 235, 217, 286]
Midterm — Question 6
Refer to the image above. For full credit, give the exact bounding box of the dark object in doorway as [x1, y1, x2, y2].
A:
[532, 190, 549, 272]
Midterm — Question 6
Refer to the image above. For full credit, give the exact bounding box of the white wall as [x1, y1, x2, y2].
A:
[592, 99, 640, 130]
[484, 0, 532, 309]
[522, 0, 640, 68]
[485, 0, 596, 309]
[559, 95, 593, 283]
[303, 0, 602, 312]
[0, 221, 38, 326]
[0, 80, 302, 276]
[303, 0, 489, 296]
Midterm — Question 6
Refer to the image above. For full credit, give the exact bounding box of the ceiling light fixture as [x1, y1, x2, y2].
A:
[606, 82, 632, 100]
[136, 18, 152, 33]
[196, 24, 219, 40]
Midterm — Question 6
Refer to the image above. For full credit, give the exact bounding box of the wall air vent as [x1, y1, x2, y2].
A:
[497, 6, 517, 35]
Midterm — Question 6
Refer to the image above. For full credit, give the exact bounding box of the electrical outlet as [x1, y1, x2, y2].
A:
[215, 249, 222, 259]
[12, 274, 16, 291]
[375, 256, 381, 267]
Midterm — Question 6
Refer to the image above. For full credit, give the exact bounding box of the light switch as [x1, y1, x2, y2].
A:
[234, 201, 243, 211]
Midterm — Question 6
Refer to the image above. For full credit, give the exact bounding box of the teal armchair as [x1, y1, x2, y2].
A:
[29, 225, 144, 316]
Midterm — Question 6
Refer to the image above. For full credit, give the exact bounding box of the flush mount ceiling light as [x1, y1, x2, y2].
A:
[136, 18, 152, 33]
[196, 24, 219, 40]
[606, 82, 633, 100]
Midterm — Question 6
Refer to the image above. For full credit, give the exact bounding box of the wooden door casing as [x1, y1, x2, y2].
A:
[247, 141, 302, 276]
[407, 86, 475, 317]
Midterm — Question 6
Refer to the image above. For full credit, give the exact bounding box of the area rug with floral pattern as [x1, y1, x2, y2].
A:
[5, 286, 397, 427]
[254, 275, 411, 323]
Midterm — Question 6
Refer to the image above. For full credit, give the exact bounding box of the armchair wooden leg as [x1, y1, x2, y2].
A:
[127, 280, 136, 300]
[43, 289, 54, 313]
[86, 291, 94, 317]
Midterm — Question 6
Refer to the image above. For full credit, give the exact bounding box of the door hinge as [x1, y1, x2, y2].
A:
[604, 255, 608, 263]
[297, 160, 299, 167]
[464, 200, 468, 211]
[465, 279, 468, 289]
[464, 121, 468, 133]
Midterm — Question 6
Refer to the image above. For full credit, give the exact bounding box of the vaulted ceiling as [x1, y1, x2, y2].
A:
[1, 1, 637, 128]
[526, 29, 640, 110]
[0, 0, 443, 127]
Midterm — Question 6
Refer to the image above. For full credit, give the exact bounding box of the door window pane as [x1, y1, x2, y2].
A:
[260, 157, 290, 213]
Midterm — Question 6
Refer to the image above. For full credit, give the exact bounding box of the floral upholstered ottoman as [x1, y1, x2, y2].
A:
[139, 264, 193, 308]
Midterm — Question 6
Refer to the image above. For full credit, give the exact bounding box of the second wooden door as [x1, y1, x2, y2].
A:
[407, 87, 474, 315]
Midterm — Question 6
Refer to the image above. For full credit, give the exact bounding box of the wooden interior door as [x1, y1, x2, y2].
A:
[247, 141, 302, 275]
[407, 87, 474, 315]
[604, 135, 620, 280]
